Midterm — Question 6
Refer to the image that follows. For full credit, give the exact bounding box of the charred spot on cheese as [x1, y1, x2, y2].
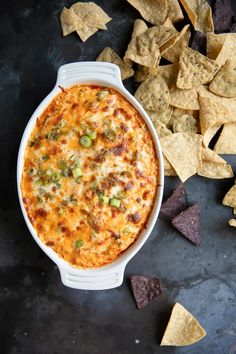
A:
[21, 84, 158, 269]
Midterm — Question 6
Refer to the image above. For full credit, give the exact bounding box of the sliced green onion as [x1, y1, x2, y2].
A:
[72, 167, 83, 178]
[109, 198, 121, 208]
[123, 226, 131, 234]
[97, 90, 109, 99]
[51, 172, 61, 182]
[80, 135, 92, 148]
[99, 195, 109, 205]
[58, 160, 67, 169]
[28, 168, 35, 176]
[104, 129, 116, 141]
[74, 239, 84, 248]
[87, 131, 97, 140]
[42, 154, 49, 161]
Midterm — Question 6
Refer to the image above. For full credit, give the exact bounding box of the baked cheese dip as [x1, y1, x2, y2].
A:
[21, 85, 159, 269]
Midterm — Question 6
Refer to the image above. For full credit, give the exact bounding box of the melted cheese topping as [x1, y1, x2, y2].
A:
[21, 85, 159, 269]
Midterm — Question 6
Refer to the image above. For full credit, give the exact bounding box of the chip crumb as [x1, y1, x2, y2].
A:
[229, 219, 236, 227]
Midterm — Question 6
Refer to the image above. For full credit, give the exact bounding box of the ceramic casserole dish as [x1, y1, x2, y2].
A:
[17, 62, 164, 290]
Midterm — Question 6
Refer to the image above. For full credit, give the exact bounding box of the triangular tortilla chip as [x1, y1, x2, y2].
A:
[177, 48, 219, 89]
[96, 47, 134, 80]
[207, 33, 236, 67]
[201, 147, 226, 164]
[134, 74, 170, 112]
[170, 86, 200, 110]
[161, 303, 206, 346]
[146, 106, 173, 125]
[198, 161, 233, 179]
[209, 59, 236, 98]
[162, 25, 191, 63]
[223, 184, 236, 208]
[160, 133, 202, 182]
[127, 0, 168, 25]
[213, 0, 235, 34]
[153, 120, 172, 138]
[214, 123, 236, 154]
[171, 203, 201, 245]
[163, 155, 177, 176]
[130, 275, 162, 309]
[179, 0, 214, 33]
[168, 0, 184, 23]
[173, 114, 200, 134]
[160, 184, 187, 220]
[60, 7, 78, 36]
[158, 63, 179, 88]
[134, 64, 159, 82]
[168, 107, 199, 129]
[229, 219, 236, 228]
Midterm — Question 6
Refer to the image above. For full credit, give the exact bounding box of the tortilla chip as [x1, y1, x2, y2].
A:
[212, 0, 235, 34]
[60, 7, 78, 36]
[161, 302, 206, 346]
[177, 48, 219, 89]
[231, 23, 236, 33]
[96, 47, 134, 80]
[234, 208, 236, 215]
[168, 0, 184, 23]
[207, 33, 228, 60]
[167, 107, 199, 129]
[198, 161, 233, 179]
[201, 147, 226, 164]
[209, 59, 236, 98]
[126, 0, 168, 25]
[162, 25, 191, 63]
[134, 64, 159, 82]
[158, 63, 179, 88]
[207, 33, 236, 67]
[172, 203, 201, 245]
[214, 123, 236, 154]
[160, 184, 187, 220]
[170, 86, 200, 110]
[160, 133, 202, 182]
[130, 275, 162, 309]
[223, 184, 236, 208]
[163, 155, 177, 176]
[146, 106, 173, 125]
[229, 219, 236, 227]
[153, 120, 173, 138]
[179, 0, 214, 33]
[173, 114, 200, 134]
[134, 74, 170, 112]
[163, 17, 177, 31]
[191, 31, 207, 55]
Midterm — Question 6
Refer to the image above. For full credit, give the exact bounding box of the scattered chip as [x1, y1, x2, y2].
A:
[162, 25, 191, 63]
[202, 147, 226, 164]
[158, 63, 179, 88]
[170, 86, 200, 110]
[177, 48, 219, 89]
[191, 31, 207, 55]
[223, 184, 236, 208]
[126, 0, 168, 25]
[198, 161, 233, 179]
[161, 302, 206, 346]
[96, 47, 134, 80]
[168, 0, 184, 23]
[229, 219, 236, 227]
[171, 203, 201, 245]
[134, 74, 170, 112]
[60, 7, 77, 36]
[212, 0, 235, 34]
[179, 0, 214, 33]
[146, 106, 173, 125]
[214, 123, 236, 154]
[160, 133, 202, 182]
[130, 275, 162, 309]
[173, 114, 199, 134]
[134, 64, 159, 82]
[209, 59, 236, 98]
[207, 33, 236, 67]
[160, 184, 187, 221]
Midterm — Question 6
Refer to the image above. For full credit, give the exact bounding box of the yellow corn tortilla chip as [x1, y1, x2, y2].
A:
[60, 7, 78, 36]
[198, 161, 233, 179]
[223, 184, 236, 208]
[207, 33, 228, 61]
[208, 33, 236, 68]
[167, 107, 199, 129]
[201, 147, 226, 164]
[161, 303, 206, 346]
[163, 17, 178, 31]
[158, 63, 179, 88]
[168, 0, 184, 23]
[203, 124, 222, 148]
[177, 48, 219, 89]
[126, 0, 168, 25]
[163, 154, 177, 176]
[209, 59, 236, 98]
[146, 106, 173, 125]
[234, 209, 236, 215]
[135, 74, 170, 112]
[160, 133, 202, 182]
[170, 86, 200, 110]
[162, 25, 191, 63]
[153, 120, 173, 138]
[229, 219, 236, 227]
[173, 114, 200, 133]
[214, 123, 236, 154]
[96, 47, 134, 80]
[134, 64, 159, 82]
[124, 19, 148, 66]
[179, 0, 214, 33]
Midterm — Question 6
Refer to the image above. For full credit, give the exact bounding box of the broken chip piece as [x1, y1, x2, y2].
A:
[223, 183, 236, 208]
[209, 59, 236, 98]
[161, 302, 206, 346]
[160, 184, 187, 221]
[171, 203, 201, 245]
[126, 0, 168, 25]
[130, 275, 162, 309]
[214, 123, 236, 154]
[229, 219, 236, 227]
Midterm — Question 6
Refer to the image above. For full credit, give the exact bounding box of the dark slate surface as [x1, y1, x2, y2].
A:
[1, 1, 236, 353]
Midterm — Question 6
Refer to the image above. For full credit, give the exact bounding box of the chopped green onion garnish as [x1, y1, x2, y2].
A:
[99, 195, 109, 205]
[80, 135, 92, 148]
[87, 131, 97, 140]
[123, 226, 131, 234]
[51, 172, 61, 182]
[58, 160, 67, 169]
[97, 90, 109, 99]
[42, 154, 49, 161]
[74, 239, 84, 248]
[109, 198, 121, 208]
[72, 167, 83, 178]
[28, 168, 35, 176]
[104, 129, 116, 141]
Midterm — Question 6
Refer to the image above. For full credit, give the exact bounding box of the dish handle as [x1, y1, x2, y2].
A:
[58, 263, 126, 290]
[56, 61, 123, 87]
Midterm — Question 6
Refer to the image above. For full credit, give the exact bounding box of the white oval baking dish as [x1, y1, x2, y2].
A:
[17, 62, 164, 290]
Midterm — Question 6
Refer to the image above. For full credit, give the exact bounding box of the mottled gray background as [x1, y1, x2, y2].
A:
[1, 1, 236, 353]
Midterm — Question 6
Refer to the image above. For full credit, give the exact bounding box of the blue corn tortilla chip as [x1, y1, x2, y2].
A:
[159, 184, 187, 220]
[130, 275, 162, 309]
[191, 31, 207, 55]
[213, 0, 235, 33]
[171, 203, 201, 245]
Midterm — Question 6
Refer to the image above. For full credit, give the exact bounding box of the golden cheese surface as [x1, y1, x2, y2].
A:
[21, 85, 159, 268]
